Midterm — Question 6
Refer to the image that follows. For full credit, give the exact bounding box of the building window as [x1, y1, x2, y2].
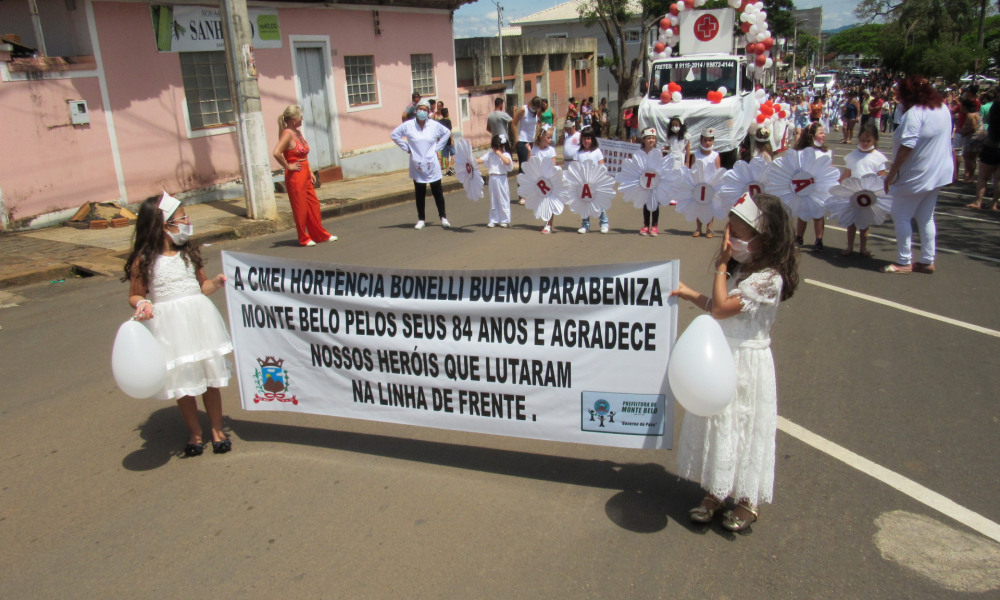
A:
[523, 55, 543, 74]
[597, 54, 607, 69]
[549, 54, 566, 71]
[345, 55, 378, 106]
[180, 51, 234, 130]
[546, 33, 568, 38]
[411, 53, 435, 96]
[624, 29, 641, 44]
[525, 79, 532, 94]
[460, 96, 470, 120]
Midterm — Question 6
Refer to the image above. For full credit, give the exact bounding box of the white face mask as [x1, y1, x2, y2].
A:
[812, 139, 824, 148]
[671, 125, 681, 133]
[730, 236, 756, 263]
[859, 142, 874, 151]
[167, 223, 193, 246]
[701, 143, 713, 151]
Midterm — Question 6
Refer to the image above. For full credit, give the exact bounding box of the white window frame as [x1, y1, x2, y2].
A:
[460, 95, 470, 120]
[410, 53, 436, 96]
[624, 28, 642, 44]
[343, 54, 380, 109]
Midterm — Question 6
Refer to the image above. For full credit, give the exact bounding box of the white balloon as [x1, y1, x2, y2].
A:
[670, 15, 679, 25]
[112, 320, 167, 399]
[748, 24, 759, 36]
[718, 86, 728, 96]
[659, 32, 669, 44]
[664, 46, 673, 57]
[756, 32, 766, 42]
[667, 315, 738, 417]
[739, 12, 749, 22]
[754, 88, 766, 100]
[662, 84, 671, 92]
[764, 57, 773, 69]
[761, 28, 770, 38]
[746, 13, 757, 25]
[755, 1, 764, 11]
[671, 91, 682, 102]
[676, 1, 684, 10]
[758, 10, 767, 20]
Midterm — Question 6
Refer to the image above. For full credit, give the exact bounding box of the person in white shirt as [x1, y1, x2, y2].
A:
[840, 122, 889, 257]
[390, 100, 452, 229]
[476, 134, 514, 228]
[688, 130, 721, 237]
[512, 97, 543, 207]
[665, 117, 689, 207]
[562, 121, 581, 165]
[576, 128, 609, 234]
[531, 125, 559, 234]
[882, 76, 955, 273]
[639, 128, 663, 236]
[792, 122, 832, 251]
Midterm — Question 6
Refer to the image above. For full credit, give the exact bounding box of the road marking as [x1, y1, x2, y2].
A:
[824, 225, 1000, 263]
[935, 211, 1000, 225]
[805, 279, 1000, 337]
[778, 417, 1000, 543]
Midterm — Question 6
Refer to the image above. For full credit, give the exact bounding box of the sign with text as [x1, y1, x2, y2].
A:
[151, 4, 282, 52]
[222, 252, 679, 449]
[598, 138, 641, 175]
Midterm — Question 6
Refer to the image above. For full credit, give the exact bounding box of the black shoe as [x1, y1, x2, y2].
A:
[795, 235, 804, 247]
[813, 239, 824, 252]
[212, 439, 232, 454]
[184, 442, 204, 457]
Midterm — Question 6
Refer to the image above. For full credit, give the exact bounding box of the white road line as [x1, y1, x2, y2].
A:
[935, 211, 1000, 225]
[805, 278, 1000, 337]
[824, 225, 1000, 263]
[778, 417, 1000, 543]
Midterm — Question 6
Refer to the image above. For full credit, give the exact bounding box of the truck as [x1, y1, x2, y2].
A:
[813, 73, 836, 94]
[637, 53, 761, 167]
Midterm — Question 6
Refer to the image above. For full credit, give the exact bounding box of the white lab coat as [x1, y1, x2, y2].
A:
[391, 119, 450, 184]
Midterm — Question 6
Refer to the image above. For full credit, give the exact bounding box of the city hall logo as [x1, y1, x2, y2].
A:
[587, 399, 616, 427]
[253, 356, 299, 405]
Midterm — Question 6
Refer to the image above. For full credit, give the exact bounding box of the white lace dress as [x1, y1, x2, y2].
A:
[677, 268, 783, 506]
[143, 253, 232, 400]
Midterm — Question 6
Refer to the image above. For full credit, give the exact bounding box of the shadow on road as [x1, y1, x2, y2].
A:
[122, 407, 236, 471]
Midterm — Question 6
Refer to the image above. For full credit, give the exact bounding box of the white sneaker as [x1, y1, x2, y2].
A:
[577, 227, 588, 234]
[499, 222, 509, 228]
[600, 226, 609, 234]
[304, 240, 317, 247]
[414, 220, 425, 230]
[487, 221, 496, 228]
[325, 235, 338, 242]
[441, 218, 451, 228]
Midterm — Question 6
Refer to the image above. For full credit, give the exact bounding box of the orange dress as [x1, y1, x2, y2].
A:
[284, 133, 332, 246]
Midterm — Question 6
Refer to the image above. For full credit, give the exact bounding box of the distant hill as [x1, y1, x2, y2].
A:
[823, 24, 857, 35]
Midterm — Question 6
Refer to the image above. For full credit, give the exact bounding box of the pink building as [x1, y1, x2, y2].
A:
[0, 0, 471, 230]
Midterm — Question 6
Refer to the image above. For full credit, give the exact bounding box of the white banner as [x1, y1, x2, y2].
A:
[678, 9, 734, 56]
[152, 5, 282, 52]
[598, 138, 641, 175]
[222, 252, 680, 449]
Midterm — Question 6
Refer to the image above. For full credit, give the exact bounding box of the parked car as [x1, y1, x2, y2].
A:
[960, 74, 998, 85]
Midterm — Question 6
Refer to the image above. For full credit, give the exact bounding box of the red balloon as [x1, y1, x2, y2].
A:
[670, 3, 679, 15]
[741, 0, 752, 10]
[746, 43, 755, 54]
[708, 91, 722, 104]
[684, 0, 695, 8]
[661, 18, 671, 30]
[741, 22, 752, 33]
[668, 82, 682, 94]
[763, 37, 775, 50]
[661, 91, 672, 103]
[654, 42, 666, 53]
[761, 106, 774, 116]
[756, 46, 766, 56]
[778, 110, 787, 118]
[756, 114, 766, 124]
[755, 53, 767, 67]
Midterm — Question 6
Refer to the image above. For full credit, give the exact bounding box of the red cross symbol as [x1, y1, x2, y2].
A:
[694, 14, 720, 42]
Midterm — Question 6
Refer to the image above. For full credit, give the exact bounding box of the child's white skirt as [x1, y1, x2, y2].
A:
[489, 174, 511, 225]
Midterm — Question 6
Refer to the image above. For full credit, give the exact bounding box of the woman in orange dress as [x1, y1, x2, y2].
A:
[272, 105, 337, 247]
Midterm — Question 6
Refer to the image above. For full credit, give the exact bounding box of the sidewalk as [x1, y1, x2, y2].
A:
[0, 167, 467, 288]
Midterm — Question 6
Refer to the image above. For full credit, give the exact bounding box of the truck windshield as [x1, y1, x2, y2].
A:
[648, 60, 738, 100]
[815, 75, 833, 84]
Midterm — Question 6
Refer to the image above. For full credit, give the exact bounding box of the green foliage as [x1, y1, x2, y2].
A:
[827, 24, 883, 56]
[793, 33, 818, 68]
[764, 0, 796, 39]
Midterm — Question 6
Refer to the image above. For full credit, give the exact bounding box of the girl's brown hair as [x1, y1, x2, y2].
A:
[122, 196, 203, 287]
[723, 193, 799, 301]
[794, 122, 827, 152]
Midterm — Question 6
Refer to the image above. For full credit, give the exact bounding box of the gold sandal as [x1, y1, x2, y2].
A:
[721, 501, 758, 532]
[689, 495, 724, 523]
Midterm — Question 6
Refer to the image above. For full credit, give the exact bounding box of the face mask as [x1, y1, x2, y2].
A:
[167, 223, 193, 246]
[416, 110, 428, 121]
[859, 142, 874, 152]
[730, 236, 756, 263]
[701, 143, 713, 151]
[671, 125, 681, 133]
[812, 139, 824, 148]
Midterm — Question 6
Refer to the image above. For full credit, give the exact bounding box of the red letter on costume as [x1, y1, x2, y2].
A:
[792, 178, 814, 193]
[856, 193, 873, 207]
[465, 163, 472, 174]
[643, 172, 656, 188]
[537, 180, 552, 195]
[748, 184, 761, 196]
[581, 184, 593, 199]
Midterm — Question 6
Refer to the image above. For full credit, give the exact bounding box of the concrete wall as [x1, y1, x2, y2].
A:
[459, 88, 505, 149]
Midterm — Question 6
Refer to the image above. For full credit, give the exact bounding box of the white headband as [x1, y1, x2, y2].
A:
[731, 192, 762, 232]
[159, 192, 181, 219]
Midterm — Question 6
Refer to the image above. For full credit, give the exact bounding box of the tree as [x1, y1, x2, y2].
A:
[764, 0, 796, 40]
[792, 33, 818, 68]
[827, 24, 884, 57]
[579, 0, 670, 139]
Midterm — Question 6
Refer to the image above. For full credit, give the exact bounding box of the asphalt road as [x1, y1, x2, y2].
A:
[2, 137, 1000, 599]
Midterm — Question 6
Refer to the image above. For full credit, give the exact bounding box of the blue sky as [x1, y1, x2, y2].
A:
[454, 0, 861, 38]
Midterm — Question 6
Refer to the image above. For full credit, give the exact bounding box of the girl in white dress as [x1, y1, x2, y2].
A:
[531, 125, 559, 233]
[840, 122, 888, 257]
[665, 117, 689, 207]
[792, 122, 833, 251]
[576, 128, 610, 234]
[639, 128, 663, 236]
[124, 194, 233, 457]
[689, 130, 722, 237]
[671, 193, 799, 532]
[477, 134, 514, 228]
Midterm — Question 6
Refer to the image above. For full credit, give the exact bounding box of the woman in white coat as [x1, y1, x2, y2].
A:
[391, 100, 453, 229]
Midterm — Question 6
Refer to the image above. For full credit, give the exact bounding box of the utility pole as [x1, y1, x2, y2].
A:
[495, 2, 505, 92]
[220, 0, 277, 220]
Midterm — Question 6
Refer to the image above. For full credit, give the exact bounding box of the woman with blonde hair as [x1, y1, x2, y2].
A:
[272, 105, 337, 246]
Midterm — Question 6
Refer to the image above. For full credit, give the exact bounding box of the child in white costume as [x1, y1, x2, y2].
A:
[689, 129, 722, 237]
[840, 122, 889, 257]
[478, 134, 514, 227]
[532, 125, 559, 233]
[671, 192, 799, 532]
[124, 193, 233, 457]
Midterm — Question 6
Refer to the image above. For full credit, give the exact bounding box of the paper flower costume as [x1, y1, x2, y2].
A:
[667, 162, 731, 223]
[616, 150, 678, 211]
[719, 156, 771, 207]
[563, 160, 616, 219]
[827, 174, 892, 230]
[454, 138, 484, 201]
[768, 148, 840, 220]
[516, 156, 567, 221]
